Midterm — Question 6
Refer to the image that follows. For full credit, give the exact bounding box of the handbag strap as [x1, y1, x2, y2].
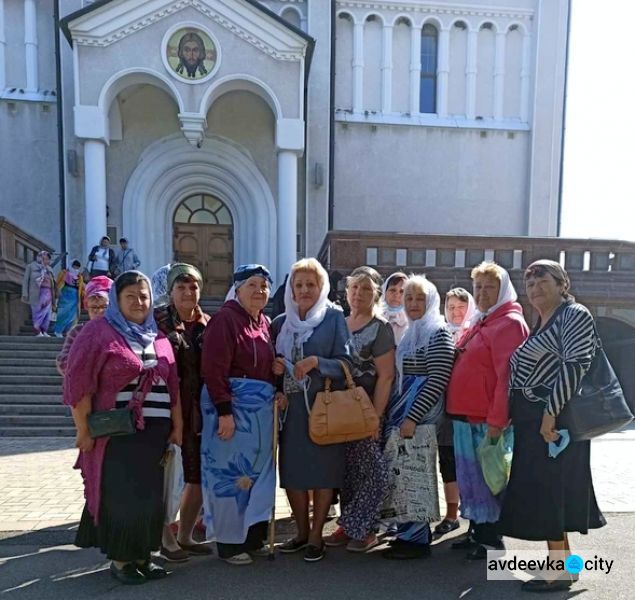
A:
[324, 360, 355, 393]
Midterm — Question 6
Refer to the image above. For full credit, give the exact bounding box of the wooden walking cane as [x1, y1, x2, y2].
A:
[268, 397, 280, 560]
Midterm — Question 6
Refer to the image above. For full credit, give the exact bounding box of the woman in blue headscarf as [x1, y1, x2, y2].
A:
[64, 271, 182, 585]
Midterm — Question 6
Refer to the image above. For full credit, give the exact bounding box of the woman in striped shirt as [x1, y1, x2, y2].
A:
[380, 275, 455, 560]
[499, 260, 606, 593]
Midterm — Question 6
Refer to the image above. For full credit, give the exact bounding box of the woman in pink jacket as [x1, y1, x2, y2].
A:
[445, 262, 529, 560]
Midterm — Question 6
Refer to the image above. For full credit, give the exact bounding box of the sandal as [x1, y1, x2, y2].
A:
[434, 519, 460, 536]
[278, 538, 309, 553]
[222, 552, 253, 566]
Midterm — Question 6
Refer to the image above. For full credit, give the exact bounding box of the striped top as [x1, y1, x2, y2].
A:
[401, 328, 455, 423]
[510, 302, 597, 417]
[115, 340, 171, 420]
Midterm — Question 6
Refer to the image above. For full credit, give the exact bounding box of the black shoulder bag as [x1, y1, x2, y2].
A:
[557, 319, 633, 441]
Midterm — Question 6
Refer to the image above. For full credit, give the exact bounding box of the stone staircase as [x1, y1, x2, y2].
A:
[0, 297, 229, 437]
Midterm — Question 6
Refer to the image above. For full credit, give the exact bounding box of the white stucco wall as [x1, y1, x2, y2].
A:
[333, 123, 530, 235]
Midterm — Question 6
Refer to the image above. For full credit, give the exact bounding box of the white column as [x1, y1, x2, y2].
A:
[0, 0, 6, 91]
[277, 150, 299, 281]
[520, 33, 532, 122]
[352, 20, 364, 113]
[465, 29, 478, 119]
[409, 24, 422, 115]
[24, 0, 38, 92]
[437, 27, 450, 117]
[381, 24, 393, 114]
[494, 31, 507, 120]
[84, 140, 108, 253]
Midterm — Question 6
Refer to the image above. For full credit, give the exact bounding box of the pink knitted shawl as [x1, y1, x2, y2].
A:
[63, 318, 179, 524]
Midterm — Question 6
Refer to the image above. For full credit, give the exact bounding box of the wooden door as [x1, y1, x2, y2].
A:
[173, 223, 233, 297]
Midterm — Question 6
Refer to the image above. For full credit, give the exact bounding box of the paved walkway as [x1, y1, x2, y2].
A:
[0, 428, 633, 531]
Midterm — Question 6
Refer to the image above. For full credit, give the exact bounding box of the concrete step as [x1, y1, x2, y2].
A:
[0, 336, 63, 345]
[0, 385, 62, 394]
[0, 415, 73, 426]
[0, 358, 56, 367]
[0, 351, 59, 361]
[0, 375, 61, 385]
[0, 404, 68, 415]
[0, 366, 59, 376]
[0, 394, 62, 404]
[0, 426, 75, 437]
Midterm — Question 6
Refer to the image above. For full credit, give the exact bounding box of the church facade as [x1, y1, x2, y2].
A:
[0, 0, 570, 288]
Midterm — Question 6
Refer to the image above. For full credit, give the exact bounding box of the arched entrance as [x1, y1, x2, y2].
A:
[173, 194, 234, 297]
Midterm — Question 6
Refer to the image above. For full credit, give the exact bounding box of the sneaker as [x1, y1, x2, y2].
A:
[278, 538, 309, 553]
[346, 534, 378, 553]
[223, 552, 253, 566]
[36, 332, 44, 337]
[324, 527, 350, 547]
[304, 543, 326, 563]
[42, 332, 50, 337]
[54, 332, 64, 338]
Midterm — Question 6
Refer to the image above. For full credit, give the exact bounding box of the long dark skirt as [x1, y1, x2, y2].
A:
[498, 393, 606, 541]
[75, 418, 171, 561]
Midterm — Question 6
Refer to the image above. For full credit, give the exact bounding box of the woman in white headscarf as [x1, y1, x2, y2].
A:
[380, 276, 455, 560]
[445, 262, 529, 560]
[434, 287, 477, 537]
[271, 258, 351, 563]
[380, 272, 408, 344]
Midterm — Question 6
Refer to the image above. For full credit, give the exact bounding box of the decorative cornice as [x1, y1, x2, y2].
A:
[71, 0, 307, 61]
[336, 1, 533, 21]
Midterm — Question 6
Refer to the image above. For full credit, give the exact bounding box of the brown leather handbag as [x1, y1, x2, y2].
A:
[309, 360, 379, 445]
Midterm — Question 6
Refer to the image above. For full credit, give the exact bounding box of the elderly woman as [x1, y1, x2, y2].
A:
[200, 265, 278, 566]
[271, 258, 351, 563]
[56, 276, 112, 376]
[446, 262, 529, 560]
[325, 266, 394, 552]
[381, 272, 408, 344]
[64, 271, 182, 585]
[381, 276, 455, 560]
[54, 260, 85, 338]
[21, 250, 57, 336]
[499, 260, 606, 593]
[155, 263, 211, 561]
[434, 287, 477, 538]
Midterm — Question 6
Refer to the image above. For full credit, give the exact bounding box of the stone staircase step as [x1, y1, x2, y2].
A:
[0, 426, 76, 437]
[0, 375, 61, 385]
[0, 351, 60, 360]
[0, 404, 67, 415]
[0, 394, 63, 404]
[0, 415, 72, 426]
[0, 366, 60, 376]
[0, 358, 56, 367]
[0, 385, 61, 394]
[0, 336, 63, 345]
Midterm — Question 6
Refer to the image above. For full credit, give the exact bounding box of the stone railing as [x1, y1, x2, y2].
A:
[318, 231, 635, 309]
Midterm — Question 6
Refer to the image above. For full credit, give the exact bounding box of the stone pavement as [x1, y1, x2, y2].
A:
[0, 427, 633, 532]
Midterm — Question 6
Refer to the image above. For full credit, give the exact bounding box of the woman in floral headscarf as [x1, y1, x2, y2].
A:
[21, 251, 57, 336]
[64, 271, 182, 585]
[54, 260, 85, 337]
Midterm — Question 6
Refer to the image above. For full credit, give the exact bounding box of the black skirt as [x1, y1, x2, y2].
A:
[75, 418, 171, 561]
[498, 392, 606, 541]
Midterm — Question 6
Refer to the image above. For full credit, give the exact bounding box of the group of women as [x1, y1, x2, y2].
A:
[61, 256, 606, 593]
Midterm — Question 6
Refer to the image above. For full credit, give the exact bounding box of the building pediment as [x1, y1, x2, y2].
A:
[62, 0, 311, 61]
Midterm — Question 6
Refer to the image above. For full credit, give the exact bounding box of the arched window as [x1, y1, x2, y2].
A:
[173, 194, 232, 225]
[420, 24, 438, 113]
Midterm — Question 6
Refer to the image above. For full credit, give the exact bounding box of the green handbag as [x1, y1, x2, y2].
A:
[87, 408, 136, 438]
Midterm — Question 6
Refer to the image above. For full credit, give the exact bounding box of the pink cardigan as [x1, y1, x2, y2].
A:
[63, 318, 179, 523]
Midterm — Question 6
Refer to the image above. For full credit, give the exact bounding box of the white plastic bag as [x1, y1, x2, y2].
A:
[163, 444, 185, 525]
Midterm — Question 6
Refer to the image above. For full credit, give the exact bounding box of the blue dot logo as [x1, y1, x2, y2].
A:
[565, 554, 584, 574]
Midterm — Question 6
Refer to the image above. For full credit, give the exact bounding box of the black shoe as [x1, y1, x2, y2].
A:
[451, 536, 478, 550]
[279, 538, 309, 554]
[382, 543, 431, 560]
[137, 560, 168, 580]
[434, 519, 461, 536]
[109, 562, 146, 585]
[303, 543, 326, 563]
[466, 542, 504, 561]
[521, 577, 574, 593]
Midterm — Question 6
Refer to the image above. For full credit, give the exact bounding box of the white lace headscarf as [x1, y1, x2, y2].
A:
[444, 287, 476, 343]
[397, 275, 447, 390]
[470, 262, 518, 326]
[275, 258, 332, 361]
